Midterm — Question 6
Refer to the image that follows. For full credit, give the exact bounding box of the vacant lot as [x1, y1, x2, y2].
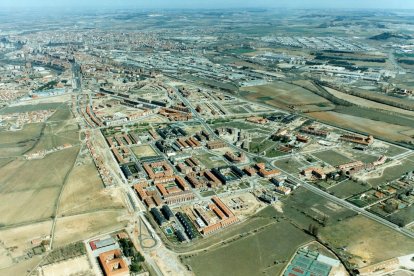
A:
[183, 206, 312, 275]
[40, 255, 93, 276]
[195, 151, 227, 169]
[58, 156, 125, 216]
[320, 215, 414, 268]
[0, 103, 62, 115]
[184, 220, 311, 276]
[240, 81, 333, 112]
[309, 111, 414, 143]
[279, 188, 357, 229]
[367, 158, 414, 187]
[0, 220, 52, 261]
[328, 180, 371, 199]
[273, 158, 307, 174]
[0, 123, 44, 157]
[28, 122, 79, 154]
[131, 144, 158, 158]
[0, 146, 79, 225]
[312, 149, 353, 166]
[53, 210, 128, 247]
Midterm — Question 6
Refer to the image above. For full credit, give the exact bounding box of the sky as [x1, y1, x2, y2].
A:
[0, 0, 413, 9]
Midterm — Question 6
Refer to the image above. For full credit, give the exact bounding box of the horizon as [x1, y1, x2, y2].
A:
[1, 0, 413, 10]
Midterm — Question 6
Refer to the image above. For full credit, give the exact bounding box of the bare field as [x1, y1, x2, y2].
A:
[58, 157, 125, 216]
[240, 81, 333, 111]
[0, 255, 42, 276]
[53, 210, 128, 247]
[0, 123, 44, 157]
[0, 146, 79, 225]
[40, 255, 93, 276]
[28, 122, 79, 154]
[131, 144, 158, 158]
[320, 215, 414, 268]
[0, 187, 60, 225]
[309, 111, 414, 143]
[0, 220, 52, 260]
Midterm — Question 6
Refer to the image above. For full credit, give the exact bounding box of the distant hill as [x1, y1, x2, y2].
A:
[370, 32, 412, 41]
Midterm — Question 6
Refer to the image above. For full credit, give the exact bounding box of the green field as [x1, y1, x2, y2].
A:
[328, 180, 371, 199]
[240, 81, 333, 112]
[312, 150, 353, 167]
[184, 220, 311, 276]
[0, 103, 63, 115]
[273, 158, 306, 174]
[195, 152, 227, 169]
[367, 159, 414, 187]
[249, 136, 277, 154]
[279, 188, 357, 229]
[320, 215, 414, 267]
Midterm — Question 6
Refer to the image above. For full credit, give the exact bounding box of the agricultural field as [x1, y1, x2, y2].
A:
[320, 215, 414, 268]
[309, 111, 414, 143]
[131, 144, 158, 158]
[324, 86, 414, 117]
[240, 81, 334, 112]
[0, 146, 79, 226]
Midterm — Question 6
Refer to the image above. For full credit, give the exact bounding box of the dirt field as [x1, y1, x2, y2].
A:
[309, 111, 414, 143]
[0, 146, 79, 225]
[53, 210, 128, 247]
[131, 144, 158, 158]
[240, 81, 333, 111]
[0, 123, 44, 157]
[320, 215, 414, 268]
[58, 156, 125, 216]
[0, 255, 42, 276]
[40, 255, 93, 276]
[221, 192, 265, 220]
[0, 220, 52, 263]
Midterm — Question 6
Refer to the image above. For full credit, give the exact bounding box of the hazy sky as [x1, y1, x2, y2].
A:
[0, 0, 413, 9]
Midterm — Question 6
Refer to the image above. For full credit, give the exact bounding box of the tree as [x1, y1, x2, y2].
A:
[130, 262, 141, 272]
[308, 224, 319, 237]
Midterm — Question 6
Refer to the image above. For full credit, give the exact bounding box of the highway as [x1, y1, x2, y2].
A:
[174, 87, 414, 239]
